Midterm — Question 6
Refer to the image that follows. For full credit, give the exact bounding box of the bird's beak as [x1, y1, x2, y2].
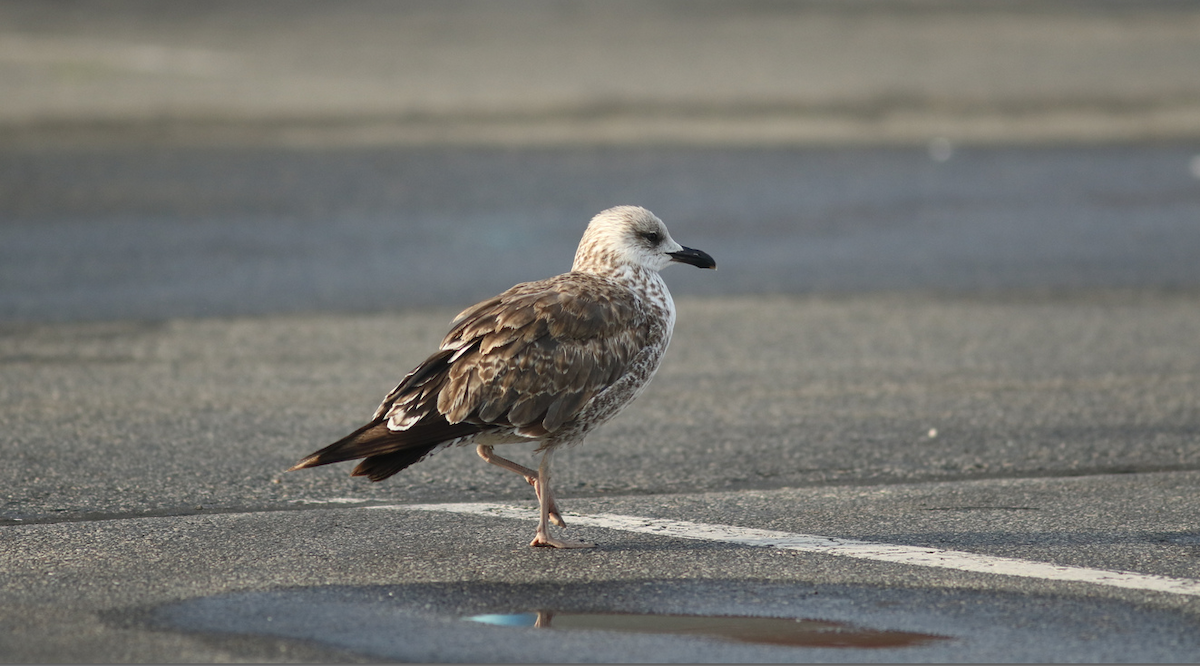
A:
[668, 245, 717, 270]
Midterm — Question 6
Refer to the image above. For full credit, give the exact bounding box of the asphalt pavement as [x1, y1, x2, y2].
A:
[3, 0, 1200, 146]
[3, 1, 1200, 663]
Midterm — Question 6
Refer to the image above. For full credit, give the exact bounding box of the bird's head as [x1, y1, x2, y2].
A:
[572, 206, 716, 275]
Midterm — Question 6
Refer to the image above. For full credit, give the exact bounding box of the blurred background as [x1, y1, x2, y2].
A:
[2, 0, 1200, 321]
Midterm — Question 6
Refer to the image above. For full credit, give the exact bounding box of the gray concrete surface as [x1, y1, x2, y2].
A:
[4, 143, 1200, 322]
[4, 294, 1200, 661]
[3, 0, 1200, 662]
[4, 474, 1200, 662]
[2, 0, 1200, 146]
[5, 293, 1200, 521]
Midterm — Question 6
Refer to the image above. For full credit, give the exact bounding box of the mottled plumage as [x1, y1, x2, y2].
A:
[288, 205, 715, 548]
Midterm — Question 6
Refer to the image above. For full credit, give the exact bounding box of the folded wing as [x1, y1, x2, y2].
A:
[288, 273, 655, 481]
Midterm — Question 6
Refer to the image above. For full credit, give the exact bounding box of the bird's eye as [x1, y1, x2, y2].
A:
[642, 231, 661, 245]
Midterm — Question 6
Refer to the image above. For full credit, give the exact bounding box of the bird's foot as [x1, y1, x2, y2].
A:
[530, 532, 594, 549]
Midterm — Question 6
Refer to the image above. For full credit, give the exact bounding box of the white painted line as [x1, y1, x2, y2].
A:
[376, 502, 1200, 598]
[310, 497, 373, 504]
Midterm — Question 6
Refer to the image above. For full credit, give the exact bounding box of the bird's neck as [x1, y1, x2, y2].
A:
[581, 265, 676, 332]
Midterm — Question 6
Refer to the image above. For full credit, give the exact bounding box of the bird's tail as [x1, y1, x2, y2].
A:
[287, 418, 481, 482]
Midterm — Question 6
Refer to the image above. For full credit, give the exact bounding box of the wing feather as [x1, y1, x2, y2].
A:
[427, 272, 658, 435]
[291, 272, 663, 481]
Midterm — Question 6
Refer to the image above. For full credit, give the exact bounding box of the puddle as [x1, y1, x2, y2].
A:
[142, 581, 1200, 661]
[465, 611, 949, 649]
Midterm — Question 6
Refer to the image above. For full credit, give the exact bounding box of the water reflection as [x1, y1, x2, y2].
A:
[465, 611, 949, 648]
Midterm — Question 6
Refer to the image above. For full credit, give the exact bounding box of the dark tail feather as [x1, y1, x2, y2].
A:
[287, 419, 394, 471]
[351, 444, 443, 481]
[287, 417, 482, 481]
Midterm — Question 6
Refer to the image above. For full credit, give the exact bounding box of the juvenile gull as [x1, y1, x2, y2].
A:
[288, 206, 716, 548]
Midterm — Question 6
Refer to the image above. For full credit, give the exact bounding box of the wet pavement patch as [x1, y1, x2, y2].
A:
[133, 580, 1200, 662]
[465, 610, 950, 649]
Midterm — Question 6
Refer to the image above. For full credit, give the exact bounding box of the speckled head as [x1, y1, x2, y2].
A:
[571, 206, 716, 275]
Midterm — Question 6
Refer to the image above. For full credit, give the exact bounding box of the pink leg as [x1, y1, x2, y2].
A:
[476, 445, 565, 526]
[528, 450, 593, 549]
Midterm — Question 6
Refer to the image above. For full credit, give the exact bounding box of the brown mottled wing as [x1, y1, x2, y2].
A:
[289, 272, 655, 481]
[401, 272, 654, 437]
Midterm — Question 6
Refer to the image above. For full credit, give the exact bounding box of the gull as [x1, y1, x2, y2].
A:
[287, 206, 716, 548]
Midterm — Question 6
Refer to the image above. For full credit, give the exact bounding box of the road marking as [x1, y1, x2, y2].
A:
[374, 502, 1200, 598]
